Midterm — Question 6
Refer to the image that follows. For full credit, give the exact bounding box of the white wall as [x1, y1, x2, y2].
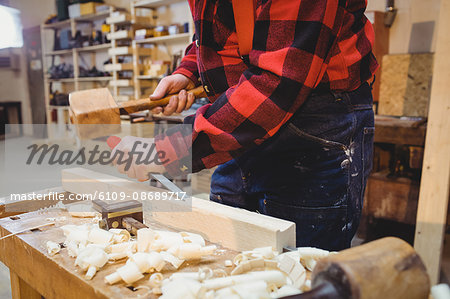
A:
[367, 0, 440, 54]
[0, 0, 55, 129]
[12, 0, 55, 29]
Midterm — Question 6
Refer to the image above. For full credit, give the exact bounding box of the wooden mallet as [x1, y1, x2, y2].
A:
[68, 86, 206, 138]
[281, 237, 430, 299]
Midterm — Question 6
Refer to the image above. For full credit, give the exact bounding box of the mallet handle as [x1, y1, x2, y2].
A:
[118, 86, 206, 115]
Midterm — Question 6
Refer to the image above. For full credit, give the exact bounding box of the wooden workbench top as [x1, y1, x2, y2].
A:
[374, 115, 426, 146]
[0, 207, 238, 299]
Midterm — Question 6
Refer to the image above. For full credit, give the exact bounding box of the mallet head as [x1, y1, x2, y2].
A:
[69, 88, 122, 139]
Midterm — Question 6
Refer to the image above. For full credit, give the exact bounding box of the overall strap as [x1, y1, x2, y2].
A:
[232, 0, 256, 56]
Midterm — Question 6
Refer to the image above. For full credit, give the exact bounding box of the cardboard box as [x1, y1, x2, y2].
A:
[80, 2, 101, 16]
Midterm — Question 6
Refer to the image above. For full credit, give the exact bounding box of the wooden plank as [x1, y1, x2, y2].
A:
[10, 271, 41, 299]
[61, 168, 296, 252]
[0, 202, 238, 299]
[414, 0, 450, 285]
[0, 187, 67, 218]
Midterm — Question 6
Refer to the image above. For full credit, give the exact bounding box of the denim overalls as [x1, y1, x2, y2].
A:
[210, 82, 375, 251]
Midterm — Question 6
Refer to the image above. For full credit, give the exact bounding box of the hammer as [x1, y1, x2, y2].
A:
[282, 237, 430, 299]
[69, 86, 206, 138]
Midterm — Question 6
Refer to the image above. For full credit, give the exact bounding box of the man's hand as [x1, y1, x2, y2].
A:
[150, 74, 196, 116]
[110, 136, 166, 181]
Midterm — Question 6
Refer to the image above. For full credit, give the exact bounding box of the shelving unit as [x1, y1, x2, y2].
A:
[40, 1, 193, 137]
[40, 9, 114, 135]
[131, 0, 193, 100]
[106, 9, 153, 102]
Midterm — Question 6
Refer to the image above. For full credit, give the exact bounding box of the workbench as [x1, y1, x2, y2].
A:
[0, 202, 237, 298]
[0, 168, 296, 299]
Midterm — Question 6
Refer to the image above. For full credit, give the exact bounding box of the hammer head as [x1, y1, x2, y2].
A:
[69, 88, 122, 139]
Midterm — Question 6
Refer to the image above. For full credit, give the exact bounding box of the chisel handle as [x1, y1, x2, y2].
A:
[118, 86, 206, 115]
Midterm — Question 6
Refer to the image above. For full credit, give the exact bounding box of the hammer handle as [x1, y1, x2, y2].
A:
[118, 86, 206, 115]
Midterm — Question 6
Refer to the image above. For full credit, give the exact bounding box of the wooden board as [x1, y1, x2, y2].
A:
[378, 53, 434, 117]
[61, 168, 296, 252]
[0, 202, 238, 299]
[0, 187, 67, 218]
[414, 0, 450, 285]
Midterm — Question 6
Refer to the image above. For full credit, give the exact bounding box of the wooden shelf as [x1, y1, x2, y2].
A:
[42, 19, 72, 30]
[77, 76, 112, 82]
[134, 0, 185, 9]
[45, 49, 73, 56]
[108, 46, 153, 56]
[107, 30, 133, 40]
[77, 44, 111, 52]
[108, 46, 133, 56]
[106, 13, 150, 26]
[109, 79, 134, 87]
[136, 75, 162, 80]
[43, 11, 111, 30]
[135, 33, 191, 44]
[46, 77, 112, 83]
[47, 78, 75, 83]
[44, 44, 110, 56]
[104, 63, 134, 71]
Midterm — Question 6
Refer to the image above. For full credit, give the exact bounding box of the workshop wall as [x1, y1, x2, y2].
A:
[367, 0, 440, 54]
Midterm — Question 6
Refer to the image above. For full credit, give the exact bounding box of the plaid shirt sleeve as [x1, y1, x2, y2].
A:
[172, 41, 200, 85]
[155, 0, 376, 177]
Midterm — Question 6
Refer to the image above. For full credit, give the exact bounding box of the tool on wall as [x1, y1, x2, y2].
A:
[384, 0, 397, 27]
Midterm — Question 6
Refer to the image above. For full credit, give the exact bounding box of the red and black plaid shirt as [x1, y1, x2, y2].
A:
[155, 0, 378, 176]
